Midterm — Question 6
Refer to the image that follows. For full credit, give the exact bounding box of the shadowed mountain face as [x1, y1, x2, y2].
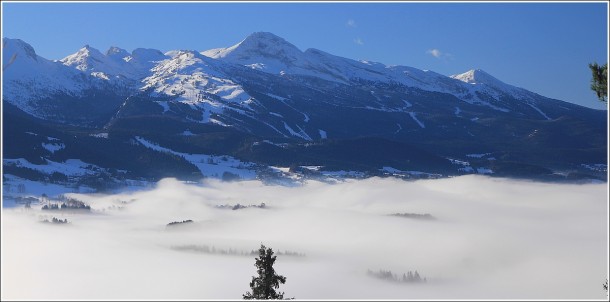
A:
[2, 33, 607, 186]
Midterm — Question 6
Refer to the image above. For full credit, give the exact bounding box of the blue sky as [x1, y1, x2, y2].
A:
[2, 2, 608, 109]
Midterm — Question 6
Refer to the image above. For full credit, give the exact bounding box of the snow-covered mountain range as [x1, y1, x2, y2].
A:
[4, 32, 563, 121]
[2, 32, 607, 187]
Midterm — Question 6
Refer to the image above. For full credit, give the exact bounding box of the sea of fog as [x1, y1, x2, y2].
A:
[1, 175, 608, 299]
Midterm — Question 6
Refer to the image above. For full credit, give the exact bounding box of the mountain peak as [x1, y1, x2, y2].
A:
[106, 46, 130, 58]
[242, 31, 285, 43]
[81, 44, 98, 52]
[61, 45, 107, 72]
[204, 31, 303, 63]
[2, 38, 38, 62]
[450, 68, 534, 102]
[132, 48, 163, 56]
[238, 31, 300, 52]
[131, 48, 167, 62]
[451, 69, 503, 85]
[74, 44, 104, 57]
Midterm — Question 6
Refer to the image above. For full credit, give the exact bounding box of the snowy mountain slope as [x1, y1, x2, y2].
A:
[106, 46, 131, 60]
[127, 48, 169, 78]
[202, 32, 418, 85]
[60, 45, 169, 81]
[134, 136, 257, 179]
[2, 38, 85, 92]
[4, 32, 579, 128]
[451, 69, 535, 102]
[450, 68, 538, 98]
[60, 45, 137, 80]
[3, 33, 607, 184]
[2, 38, 90, 116]
[2, 39, 141, 125]
[140, 50, 255, 123]
[135, 32, 604, 147]
[202, 32, 348, 83]
[201, 32, 555, 114]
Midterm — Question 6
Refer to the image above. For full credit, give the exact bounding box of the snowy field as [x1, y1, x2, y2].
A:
[1, 175, 608, 300]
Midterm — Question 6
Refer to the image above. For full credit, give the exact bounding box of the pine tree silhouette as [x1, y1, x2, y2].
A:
[589, 62, 608, 102]
[243, 244, 288, 300]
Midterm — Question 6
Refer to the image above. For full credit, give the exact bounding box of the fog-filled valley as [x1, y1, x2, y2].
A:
[1, 175, 607, 300]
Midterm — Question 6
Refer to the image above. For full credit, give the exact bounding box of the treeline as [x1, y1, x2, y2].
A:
[41, 217, 69, 224]
[166, 219, 193, 226]
[367, 269, 427, 284]
[388, 213, 435, 220]
[42, 198, 91, 211]
[171, 244, 305, 258]
[214, 202, 266, 210]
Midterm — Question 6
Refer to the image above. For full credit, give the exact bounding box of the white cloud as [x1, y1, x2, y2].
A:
[426, 49, 454, 60]
[427, 48, 442, 58]
[354, 37, 364, 45]
[346, 19, 357, 28]
[2, 176, 607, 299]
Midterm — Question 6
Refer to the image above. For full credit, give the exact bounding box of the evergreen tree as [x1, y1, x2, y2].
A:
[589, 62, 608, 102]
[414, 271, 421, 282]
[243, 244, 288, 300]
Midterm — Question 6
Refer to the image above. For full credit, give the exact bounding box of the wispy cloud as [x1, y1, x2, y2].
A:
[427, 49, 442, 58]
[354, 37, 364, 45]
[427, 48, 454, 60]
[346, 19, 357, 28]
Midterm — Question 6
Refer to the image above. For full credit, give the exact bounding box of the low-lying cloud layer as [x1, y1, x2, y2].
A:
[2, 175, 608, 299]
